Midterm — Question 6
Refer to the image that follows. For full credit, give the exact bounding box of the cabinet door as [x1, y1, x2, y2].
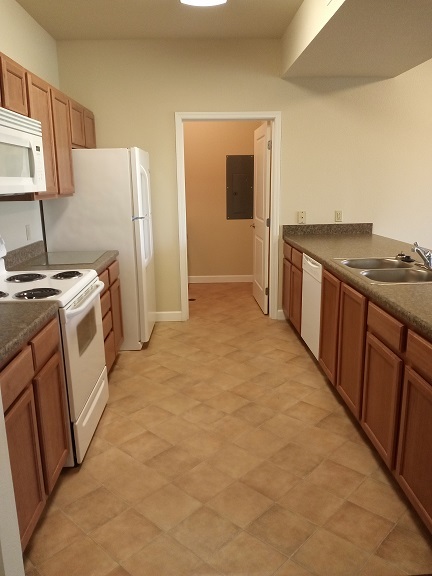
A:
[5, 386, 46, 550]
[33, 351, 69, 494]
[282, 258, 291, 320]
[361, 332, 403, 468]
[84, 109, 96, 148]
[0, 54, 28, 115]
[51, 88, 74, 195]
[27, 74, 58, 196]
[104, 330, 116, 373]
[289, 264, 302, 334]
[69, 99, 86, 148]
[396, 366, 432, 533]
[319, 270, 340, 385]
[110, 278, 124, 353]
[337, 283, 367, 418]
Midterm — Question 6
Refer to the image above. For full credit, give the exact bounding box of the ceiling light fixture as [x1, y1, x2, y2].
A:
[180, 0, 227, 6]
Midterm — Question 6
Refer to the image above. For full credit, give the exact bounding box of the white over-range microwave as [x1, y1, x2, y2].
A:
[0, 106, 46, 195]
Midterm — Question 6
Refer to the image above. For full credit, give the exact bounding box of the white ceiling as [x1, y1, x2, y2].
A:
[15, 0, 304, 41]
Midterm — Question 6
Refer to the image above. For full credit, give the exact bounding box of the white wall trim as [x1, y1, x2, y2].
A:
[188, 275, 253, 284]
[175, 111, 282, 321]
[155, 310, 183, 322]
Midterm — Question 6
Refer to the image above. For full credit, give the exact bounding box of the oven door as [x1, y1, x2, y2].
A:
[59, 279, 106, 422]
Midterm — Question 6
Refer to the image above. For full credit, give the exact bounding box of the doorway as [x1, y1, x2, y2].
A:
[175, 111, 281, 321]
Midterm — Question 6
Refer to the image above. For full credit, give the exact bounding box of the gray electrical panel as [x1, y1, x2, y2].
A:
[226, 155, 254, 220]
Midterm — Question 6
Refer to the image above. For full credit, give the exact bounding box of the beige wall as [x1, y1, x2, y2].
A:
[0, 0, 59, 251]
[56, 38, 432, 314]
[184, 121, 261, 279]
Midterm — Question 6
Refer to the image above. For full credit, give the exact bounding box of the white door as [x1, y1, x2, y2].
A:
[131, 148, 156, 343]
[252, 122, 271, 314]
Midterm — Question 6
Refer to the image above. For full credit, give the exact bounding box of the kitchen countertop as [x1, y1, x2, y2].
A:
[0, 244, 119, 368]
[0, 302, 59, 369]
[283, 226, 432, 342]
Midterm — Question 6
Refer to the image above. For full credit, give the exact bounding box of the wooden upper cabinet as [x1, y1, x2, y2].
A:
[26, 74, 58, 196]
[0, 53, 28, 115]
[84, 109, 96, 148]
[69, 99, 86, 147]
[51, 88, 74, 195]
[69, 100, 96, 149]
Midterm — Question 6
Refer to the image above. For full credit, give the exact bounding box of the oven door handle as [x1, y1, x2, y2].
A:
[65, 281, 105, 318]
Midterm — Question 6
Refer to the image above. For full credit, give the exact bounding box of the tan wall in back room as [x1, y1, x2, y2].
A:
[184, 121, 261, 280]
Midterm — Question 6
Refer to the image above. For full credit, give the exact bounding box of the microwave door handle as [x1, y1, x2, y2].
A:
[65, 281, 104, 318]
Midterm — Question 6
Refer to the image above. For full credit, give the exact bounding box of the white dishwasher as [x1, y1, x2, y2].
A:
[301, 253, 323, 359]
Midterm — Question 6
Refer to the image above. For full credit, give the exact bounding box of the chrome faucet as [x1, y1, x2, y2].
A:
[412, 241, 432, 270]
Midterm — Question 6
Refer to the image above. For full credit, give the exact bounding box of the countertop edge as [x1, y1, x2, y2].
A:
[283, 232, 432, 342]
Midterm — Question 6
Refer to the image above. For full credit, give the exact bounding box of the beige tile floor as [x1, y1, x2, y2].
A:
[24, 283, 432, 576]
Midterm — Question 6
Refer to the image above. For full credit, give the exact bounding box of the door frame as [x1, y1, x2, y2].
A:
[175, 111, 281, 321]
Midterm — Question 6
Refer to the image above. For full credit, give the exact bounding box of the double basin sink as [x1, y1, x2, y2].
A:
[335, 257, 432, 284]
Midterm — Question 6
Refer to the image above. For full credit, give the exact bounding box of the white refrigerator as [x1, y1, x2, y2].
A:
[43, 147, 156, 350]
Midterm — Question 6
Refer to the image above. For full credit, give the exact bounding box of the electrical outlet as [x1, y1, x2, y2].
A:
[297, 211, 306, 224]
[25, 224, 31, 241]
[334, 210, 343, 222]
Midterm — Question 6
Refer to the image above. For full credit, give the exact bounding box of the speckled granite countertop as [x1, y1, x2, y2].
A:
[0, 302, 58, 369]
[283, 225, 432, 341]
[0, 242, 118, 368]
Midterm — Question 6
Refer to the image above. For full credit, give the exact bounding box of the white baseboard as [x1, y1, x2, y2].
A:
[188, 275, 253, 284]
[276, 308, 286, 321]
[154, 310, 183, 322]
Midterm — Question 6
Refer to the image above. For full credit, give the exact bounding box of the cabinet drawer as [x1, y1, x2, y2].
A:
[367, 302, 406, 355]
[108, 260, 120, 284]
[283, 242, 292, 262]
[291, 248, 303, 270]
[31, 318, 59, 371]
[99, 269, 109, 293]
[0, 346, 34, 412]
[406, 330, 432, 384]
[100, 290, 111, 318]
[103, 311, 113, 340]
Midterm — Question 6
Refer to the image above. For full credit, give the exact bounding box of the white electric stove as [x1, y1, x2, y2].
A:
[0, 238, 108, 465]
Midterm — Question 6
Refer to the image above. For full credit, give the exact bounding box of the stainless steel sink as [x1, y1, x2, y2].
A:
[361, 268, 432, 283]
[340, 258, 413, 269]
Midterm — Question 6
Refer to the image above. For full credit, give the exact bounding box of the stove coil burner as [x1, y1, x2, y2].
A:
[51, 270, 83, 280]
[14, 288, 62, 300]
[0, 291, 8, 298]
[6, 273, 46, 283]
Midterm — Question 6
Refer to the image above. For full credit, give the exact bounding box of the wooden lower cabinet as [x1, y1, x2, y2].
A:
[110, 278, 124, 353]
[33, 351, 69, 494]
[319, 270, 340, 385]
[289, 263, 302, 334]
[5, 385, 46, 550]
[282, 244, 302, 334]
[1, 317, 69, 549]
[100, 259, 124, 371]
[282, 258, 291, 320]
[396, 366, 432, 532]
[336, 283, 367, 418]
[361, 333, 403, 468]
